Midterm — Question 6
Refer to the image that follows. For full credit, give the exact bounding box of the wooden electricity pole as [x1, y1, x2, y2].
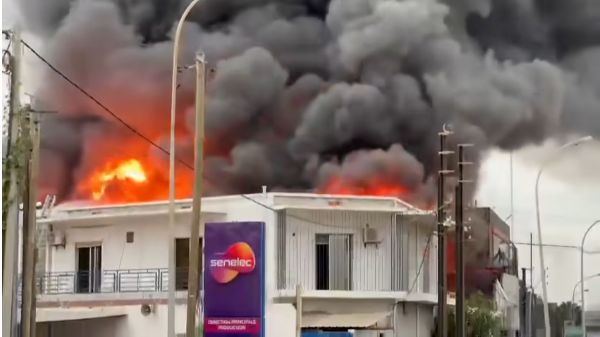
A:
[436, 125, 453, 337]
[2, 26, 22, 337]
[454, 144, 473, 337]
[186, 52, 206, 337]
[21, 107, 41, 337]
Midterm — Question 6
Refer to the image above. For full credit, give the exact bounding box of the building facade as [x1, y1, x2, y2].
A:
[33, 193, 439, 337]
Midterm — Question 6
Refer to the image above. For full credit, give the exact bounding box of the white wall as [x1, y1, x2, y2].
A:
[46, 194, 283, 337]
[37, 304, 188, 337]
[48, 195, 275, 285]
[284, 210, 435, 293]
[50, 214, 217, 273]
[301, 299, 434, 337]
[44, 195, 436, 337]
[267, 304, 296, 337]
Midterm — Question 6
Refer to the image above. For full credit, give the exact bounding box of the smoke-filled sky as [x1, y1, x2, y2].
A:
[11, 0, 600, 207]
[3, 0, 600, 304]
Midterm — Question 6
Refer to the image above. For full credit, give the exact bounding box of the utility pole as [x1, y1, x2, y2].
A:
[437, 124, 453, 337]
[295, 285, 303, 337]
[529, 233, 533, 337]
[521, 268, 527, 337]
[454, 144, 473, 337]
[21, 106, 41, 337]
[185, 52, 206, 337]
[2, 26, 22, 337]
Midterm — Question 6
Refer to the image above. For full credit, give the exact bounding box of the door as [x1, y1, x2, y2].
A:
[328, 234, 351, 291]
[315, 234, 352, 291]
[175, 237, 203, 290]
[76, 245, 102, 293]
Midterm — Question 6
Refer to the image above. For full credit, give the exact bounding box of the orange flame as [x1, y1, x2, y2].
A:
[319, 176, 409, 197]
[90, 159, 148, 201]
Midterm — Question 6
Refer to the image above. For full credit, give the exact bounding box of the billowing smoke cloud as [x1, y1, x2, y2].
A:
[20, 0, 600, 205]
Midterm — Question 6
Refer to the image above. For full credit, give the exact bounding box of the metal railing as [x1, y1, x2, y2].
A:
[27, 268, 199, 295]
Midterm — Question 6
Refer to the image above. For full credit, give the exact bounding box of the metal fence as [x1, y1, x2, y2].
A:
[28, 268, 200, 295]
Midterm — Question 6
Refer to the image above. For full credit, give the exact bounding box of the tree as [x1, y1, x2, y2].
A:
[549, 302, 582, 337]
[434, 292, 503, 337]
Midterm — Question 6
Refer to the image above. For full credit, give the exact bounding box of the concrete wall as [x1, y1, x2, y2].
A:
[45, 194, 283, 337]
[43, 195, 436, 337]
[35, 302, 435, 337]
[37, 304, 188, 337]
[301, 299, 434, 337]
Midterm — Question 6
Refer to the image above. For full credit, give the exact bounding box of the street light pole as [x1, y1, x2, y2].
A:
[571, 286, 590, 321]
[581, 220, 599, 336]
[571, 273, 600, 320]
[169, 1, 205, 337]
[534, 136, 593, 337]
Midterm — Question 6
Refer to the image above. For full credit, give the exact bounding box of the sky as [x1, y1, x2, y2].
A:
[2, 0, 600, 309]
[476, 147, 600, 309]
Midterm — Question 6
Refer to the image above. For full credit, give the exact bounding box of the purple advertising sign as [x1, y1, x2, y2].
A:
[203, 222, 265, 337]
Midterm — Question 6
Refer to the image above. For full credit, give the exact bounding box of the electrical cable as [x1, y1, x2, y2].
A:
[26, 39, 596, 308]
[22, 39, 455, 294]
[16, 41, 598, 305]
[21, 38, 435, 229]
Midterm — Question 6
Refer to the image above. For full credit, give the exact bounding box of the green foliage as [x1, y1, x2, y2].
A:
[437, 292, 503, 337]
[550, 301, 582, 337]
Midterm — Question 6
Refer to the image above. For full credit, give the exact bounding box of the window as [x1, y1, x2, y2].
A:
[175, 237, 203, 291]
[126, 232, 134, 243]
[491, 232, 510, 268]
[315, 234, 352, 290]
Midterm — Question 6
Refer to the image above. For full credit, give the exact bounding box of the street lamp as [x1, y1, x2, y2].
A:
[169, 1, 206, 337]
[534, 135, 593, 337]
[571, 289, 590, 320]
[571, 272, 600, 320]
[581, 220, 600, 336]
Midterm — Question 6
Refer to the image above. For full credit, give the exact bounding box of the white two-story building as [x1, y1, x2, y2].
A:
[34, 192, 439, 337]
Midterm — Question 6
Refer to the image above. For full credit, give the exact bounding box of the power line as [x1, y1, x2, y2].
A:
[512, 241, 599, 254]
[20, 39, 436, 250]
[21, 39, 598, 229]
[25, 40, 594, 302]
[22, 39, 441, 294]
[20, 40, 194, 170]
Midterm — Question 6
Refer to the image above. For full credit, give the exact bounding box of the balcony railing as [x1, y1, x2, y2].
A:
[28, 268, 200, 295]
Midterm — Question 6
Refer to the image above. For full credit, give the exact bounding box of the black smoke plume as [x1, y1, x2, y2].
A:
[20, 0, 600, 205]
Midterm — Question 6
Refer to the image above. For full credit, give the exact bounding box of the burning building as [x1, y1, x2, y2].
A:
[446, 206, 518, 298]
[19, 0, 599, 209]
[19, 3, 597, 330]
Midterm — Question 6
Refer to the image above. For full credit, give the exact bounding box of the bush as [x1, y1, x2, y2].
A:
[434, 292, 503, 337]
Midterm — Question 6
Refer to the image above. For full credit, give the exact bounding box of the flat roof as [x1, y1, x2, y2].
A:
[38, 192, 430, 224]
